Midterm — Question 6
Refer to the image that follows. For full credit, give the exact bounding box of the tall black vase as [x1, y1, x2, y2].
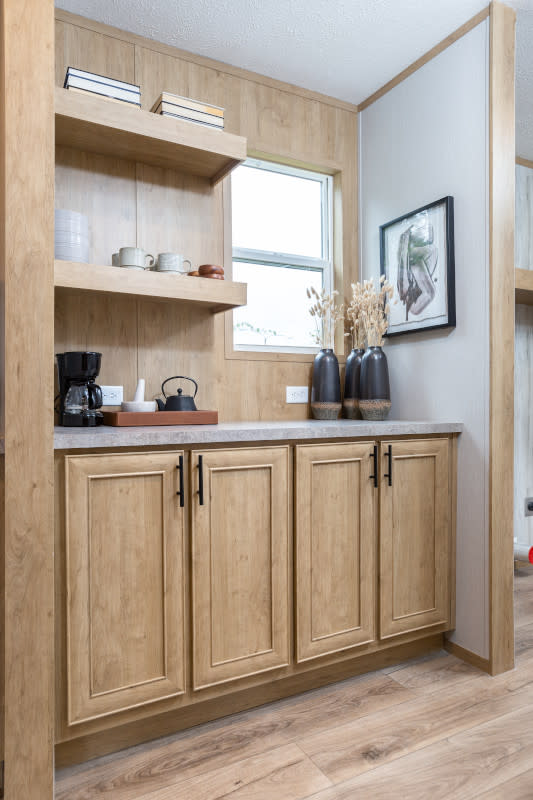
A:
[343, 348, 364, 419]
[311, 348, 341, 420]
[359, 346, 391, 421]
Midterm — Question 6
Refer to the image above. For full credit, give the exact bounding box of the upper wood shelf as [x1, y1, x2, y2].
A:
[516, 268, 533, 305]
[54, 260, 247, 313]
[55, 87, 247, 184]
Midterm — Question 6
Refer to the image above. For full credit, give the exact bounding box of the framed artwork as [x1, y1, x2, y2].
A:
[380, 196, 455, 336]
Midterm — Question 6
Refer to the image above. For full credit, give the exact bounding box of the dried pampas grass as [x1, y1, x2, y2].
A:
[307, 286, 344, 350]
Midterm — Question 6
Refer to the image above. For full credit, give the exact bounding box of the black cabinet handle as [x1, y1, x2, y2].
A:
[369, 445, 378, 488]
[197, 455, 204, 505]
[384, 444, 393, 486]
[176, 455, 184, 507]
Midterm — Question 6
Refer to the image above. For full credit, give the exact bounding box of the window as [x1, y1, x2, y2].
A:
[231, 158, 333, 353]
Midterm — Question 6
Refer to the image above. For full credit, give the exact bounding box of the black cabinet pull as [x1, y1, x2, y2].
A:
[176, 455, 184, 507]
[369, 445, 378, 488]
[384, 444, 393, 486]
[197, 455, 204, 505]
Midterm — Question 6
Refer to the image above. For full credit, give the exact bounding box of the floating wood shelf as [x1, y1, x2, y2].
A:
[516, 268, 533, 305]
[54, 260, 247, 313]
[55, 87, 247, 184]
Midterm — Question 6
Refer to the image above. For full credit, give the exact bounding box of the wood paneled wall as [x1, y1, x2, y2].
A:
[54, 12, 358, 420]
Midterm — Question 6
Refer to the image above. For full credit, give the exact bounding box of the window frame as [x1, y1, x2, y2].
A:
[230, 157, 334, 356]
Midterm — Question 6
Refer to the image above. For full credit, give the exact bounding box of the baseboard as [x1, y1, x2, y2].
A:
[444, 639, 491, 673]
[56, 633, 444, 768]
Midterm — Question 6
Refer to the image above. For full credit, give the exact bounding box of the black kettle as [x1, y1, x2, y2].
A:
[156, 376, 198, 411]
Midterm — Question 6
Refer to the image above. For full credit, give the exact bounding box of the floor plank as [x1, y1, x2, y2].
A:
[55, 672, 413, 800]
[299, 672, 532, 784]
[477, 765, 533, 799]
[386, 652, 483, 693]
[133, 744, 331, 800]
[304, 703, 533, 800]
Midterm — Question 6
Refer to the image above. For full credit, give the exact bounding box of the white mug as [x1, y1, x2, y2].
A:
[119, 247, 154, 270]
[155, 253, 192, 273]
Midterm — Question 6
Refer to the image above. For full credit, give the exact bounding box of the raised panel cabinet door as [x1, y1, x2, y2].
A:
[65, 451, 185, 725]
[191, 446, 290, 690]
[295, 442, 376, 662]
[380, 439, 451, 639]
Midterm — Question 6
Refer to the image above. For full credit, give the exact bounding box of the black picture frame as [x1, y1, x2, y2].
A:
[380, 196, 455, 337]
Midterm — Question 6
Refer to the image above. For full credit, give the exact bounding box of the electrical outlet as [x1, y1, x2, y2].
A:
[101, 385, 123, 406]
[286, 386, 309, 404]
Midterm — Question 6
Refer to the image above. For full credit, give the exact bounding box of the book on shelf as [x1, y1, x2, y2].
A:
[65, 67, 140, 94]
[150, 92, 224, 118]
[157, 110, 224, 130]
[66, 86, 141, 108]
[64, 67, 141, 105]
[152, 101, 224, 128]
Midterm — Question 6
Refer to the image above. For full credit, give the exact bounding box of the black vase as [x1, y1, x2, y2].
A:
[311, 348, 341, 420]
[359, 346, 391, 421]
[343, 348, 364, 419]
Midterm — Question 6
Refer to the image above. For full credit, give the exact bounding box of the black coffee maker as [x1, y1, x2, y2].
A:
[56, 351, 104, 427]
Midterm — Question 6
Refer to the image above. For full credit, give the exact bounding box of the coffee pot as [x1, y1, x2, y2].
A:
[156, 376, 198, 412]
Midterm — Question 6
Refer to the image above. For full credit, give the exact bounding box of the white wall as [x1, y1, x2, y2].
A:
[515, 165, 533, 550]
[359, 22, 490, 657]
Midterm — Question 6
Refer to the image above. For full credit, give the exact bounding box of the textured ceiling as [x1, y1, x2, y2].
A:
[56, 0, 495, 104]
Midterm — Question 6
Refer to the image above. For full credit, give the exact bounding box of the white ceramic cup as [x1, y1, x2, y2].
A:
[119, 247, 154, 270]
[155, 253, 192, 273]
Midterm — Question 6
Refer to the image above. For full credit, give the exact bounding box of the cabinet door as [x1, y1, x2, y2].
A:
[191, 446, 290, 690]
[380, 439, 450, 639]
[295, 442, 376, 662]
[65, 452, 185, 725]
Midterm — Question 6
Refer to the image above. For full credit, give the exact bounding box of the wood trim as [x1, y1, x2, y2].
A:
[54, 8, 359, 115]
[516, 156, 533, 170]
[444, 640, 491, 673]
[489, 0, 516, 676]
[55, 633, 444, 767]
[515, 268, 533, 305]
[1, 0, 55, 797]
[358, 7, 490, 111]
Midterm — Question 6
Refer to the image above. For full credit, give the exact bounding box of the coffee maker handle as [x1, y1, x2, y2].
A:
[88, 384, 103, 410]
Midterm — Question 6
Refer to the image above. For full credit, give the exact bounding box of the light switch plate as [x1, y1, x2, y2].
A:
[101, 385, 123, 405]
[525, 497, 533, 517]
[286, 386, 309, 404]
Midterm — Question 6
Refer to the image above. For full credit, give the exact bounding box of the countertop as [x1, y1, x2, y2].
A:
[53, 419, 463, 450]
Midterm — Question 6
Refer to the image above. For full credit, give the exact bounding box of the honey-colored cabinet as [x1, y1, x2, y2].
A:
[379, 439, 451, 639]
[190, 446, 290, 690]
[295, 442, 377, 662]
[64, 451, 186, 725]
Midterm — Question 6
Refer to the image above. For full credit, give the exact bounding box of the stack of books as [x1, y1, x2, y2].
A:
[150, 92, 224, 130]
[64, 67, 141, 108]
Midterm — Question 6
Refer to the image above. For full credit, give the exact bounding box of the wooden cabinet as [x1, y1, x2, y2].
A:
[64, 452, 185, 725]
[190, 446, 290, 690]
[295, 442, 376, 662]
[379, 439, 451, 639]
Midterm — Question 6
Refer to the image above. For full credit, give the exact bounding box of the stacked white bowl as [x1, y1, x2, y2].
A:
[55, 209, 90, 263]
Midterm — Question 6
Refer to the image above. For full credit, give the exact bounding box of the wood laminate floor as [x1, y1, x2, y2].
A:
[55, 566, 533, 800]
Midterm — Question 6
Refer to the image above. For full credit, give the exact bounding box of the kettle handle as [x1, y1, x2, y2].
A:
[161, 376, 198, 399]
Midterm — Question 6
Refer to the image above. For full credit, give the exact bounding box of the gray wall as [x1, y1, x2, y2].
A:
[359, 21, 490, 657]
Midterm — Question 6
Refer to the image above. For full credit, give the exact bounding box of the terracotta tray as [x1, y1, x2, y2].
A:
[103, 410, 218, 426]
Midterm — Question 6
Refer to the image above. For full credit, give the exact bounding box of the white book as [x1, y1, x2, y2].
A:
[65, 74, 141, 104]
[151, 92, 224, 117]
[160, 111, 224, 130]
[65, 67, 140, 94]
[154, 102, 224, 127]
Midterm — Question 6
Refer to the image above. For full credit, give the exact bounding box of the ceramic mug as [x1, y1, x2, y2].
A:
[155, 253, 192, 273]
[119, 247, 154, 270]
